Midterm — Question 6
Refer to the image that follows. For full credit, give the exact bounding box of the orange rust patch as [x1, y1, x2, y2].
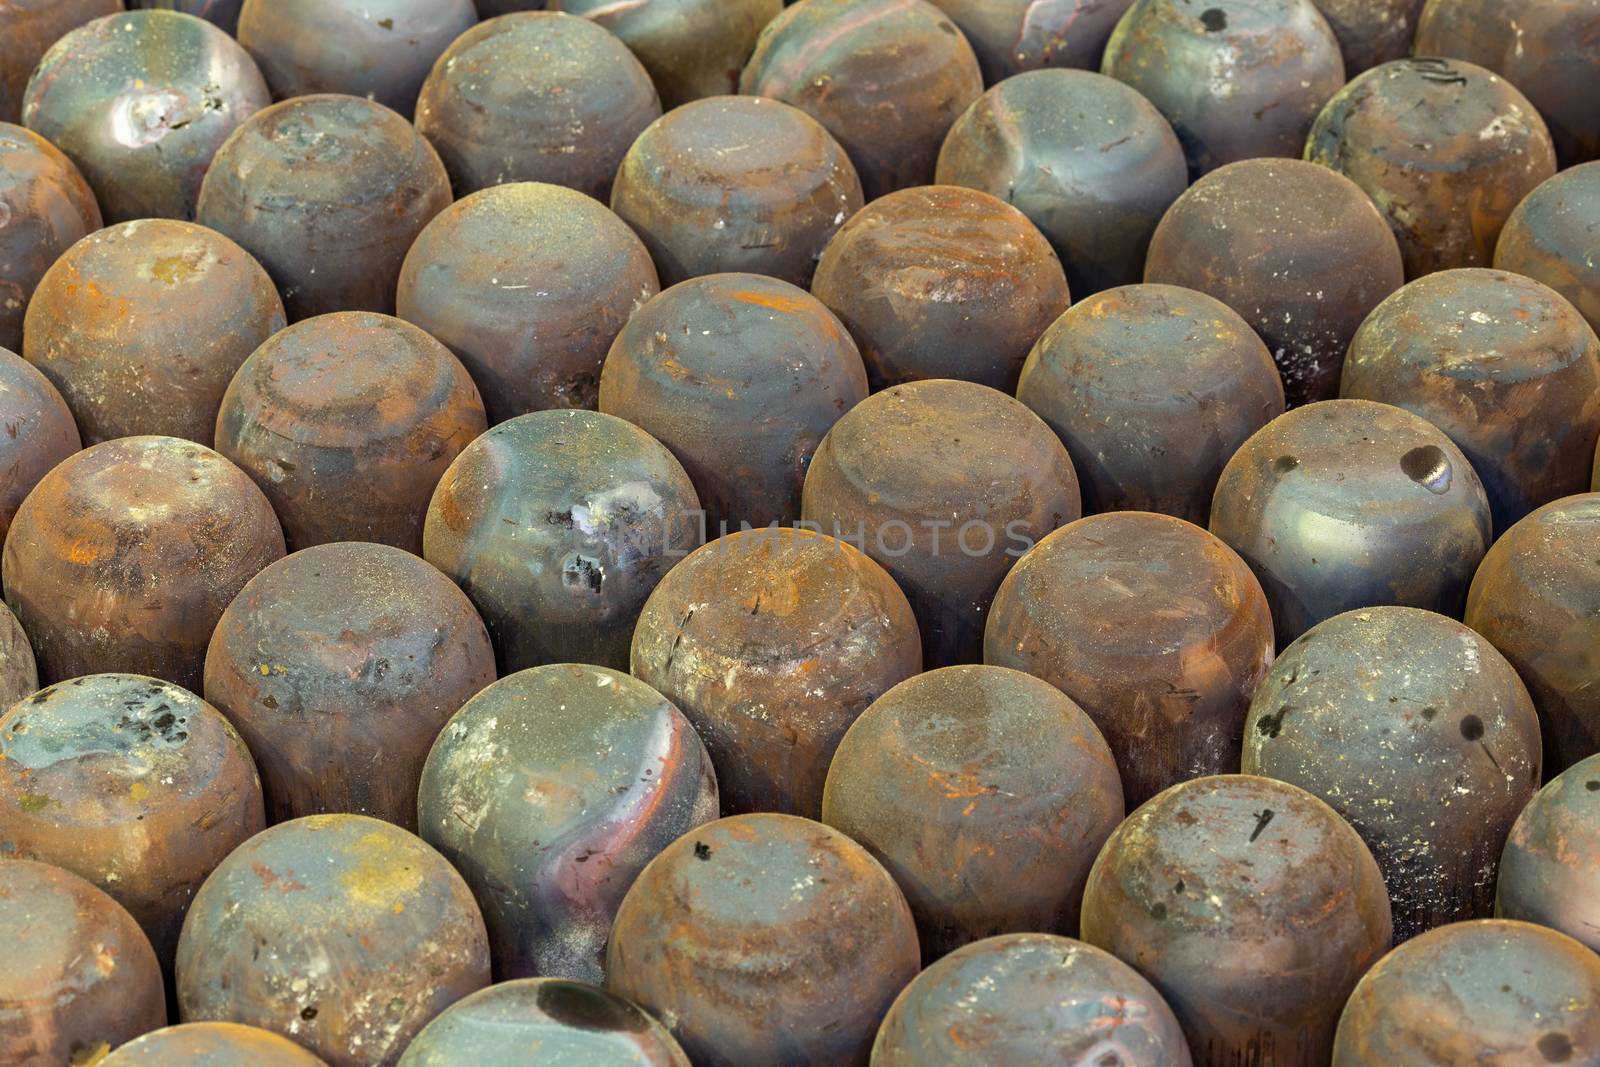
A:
[731, 289, 813, 315]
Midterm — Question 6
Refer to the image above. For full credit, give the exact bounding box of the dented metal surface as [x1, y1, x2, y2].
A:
[1331, 920, 1600, 1065]
[1017, 283, 1285, 524]
[1465, 493, 1600, 774]
[630, 528, 922, 817]
[197, 94, 452, 321]
[22, 9, 270, 222]
[1496, 751, 1600, 954]
[937, 69, 1186, 298]
[1415, 0, 1600, 168]
[872, 932, 1193, 1066]
[599, 273, 867, 533]
[985, 512, 1275, 807]
[0, 674, 265, 970]
[0, 348, 80, 543]
[801, 378, 1081, 667]
[1145, 158, 1404, 406]
[204, 542, 495, 830]
[102, 1022, 332, 1067]
[417, 664, 718, 983]
[24, 218, 285, 447]
[397, 980, 690, 1067]
[0, 122, 101, 353]
[423, 410, 702, 673]
[1495, 162, 1600, 336]
[1341, 268, 1600, 533]
[415, 12, 660, 201]
[811, 184, 1071, 391]
[605, 812, 921, 1067]
[1243, 606, 1541, 941]
[1307, 58, 1558, 279]
[739, 0, 984, 200]
[175, 813, 491, 1067]
[236, 0, 478, 118]
[927, 0, 1135, 82]
[0, 859, 166, 1067]
[1080, 774, 1393, 1066]
[611, 95, 862, 289]
[821, 665, 1124, 958]
[2, 435, 285, 691]
[397, 182, 660, 425]
[1101, 0, 1346, 178]
[215, 312, 486, 555]
[1211, 400, 1493, 645]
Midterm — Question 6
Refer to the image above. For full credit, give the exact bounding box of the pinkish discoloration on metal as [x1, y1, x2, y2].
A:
[418, 664, 718, 983]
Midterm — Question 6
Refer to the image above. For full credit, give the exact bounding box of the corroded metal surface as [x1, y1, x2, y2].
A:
[397, 980, 690, 1067]
[0, 602, 39, 709]
[0, 0, 124, 125]
[1341, 268, 1600, 533]
[611, 96, 862, 289]
[415, 13, 660, 201]
[237, 0, 478, 117]
[1416, 0, 1600, 168]
[23, 219, 285, 447]
[417, 664, 718, 983]
[1243, 606, 1541, 942]
[204, 542, 495, 830]
[22, 10, 270, 221]
[1311, 0, 1425, 74]
[739, 0, 984, 201]
[0, 348, 80, 541]
[1497, 751, 1600, 953]
[926, 0, 1135, 82]
[810, 185, 1070, 391]
[872, 933, 1193, 1066]
[1145, 159, 1404, 406]
[175, 814, 491, 1067]
[936, 69, 1186, 297]
[0, 859, 166, 1067]
[1331, 920, 1600, 1065]
[801, 378, 1081, 667]
[1080, 775, 1393, 1066]
[630, 528, 921, 817]
[1465, 493, 1600, 774]
[397, 183, 660, 424]
[598, 273, 867, 533]
[1101, 0, 1345, 178]
[1017, 284, 1285, 523]
[0, 122, 101, 353]
[1210, 400, 1493, 645]
[197, 94, 452, 321]
[102, 1023, 331, 1067]
[552, 0, 782, 109]
[1307, 58, 1558, 279]
[423, 411, 701, 673]
[214, 312, 486, 555]
[2, 436, 285, 691]
[126, 1, 243, 34]
[1496, 162, 1600, 336]
[985, 512, 1274, 807]
[0, 674, 266, 969]
[821, 665, 1123, 958]
[606, 812, 921, 1067]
